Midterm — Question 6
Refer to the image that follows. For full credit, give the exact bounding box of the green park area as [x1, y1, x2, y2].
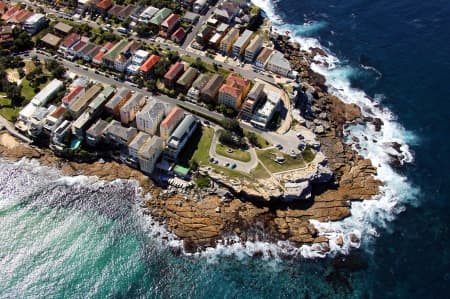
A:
[215, 143, 251, 162]
[256, 148, 306, 173]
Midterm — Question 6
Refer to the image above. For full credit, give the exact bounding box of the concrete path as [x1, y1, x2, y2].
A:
[0, 114, 32, 143]
[208, 128, 258, 174]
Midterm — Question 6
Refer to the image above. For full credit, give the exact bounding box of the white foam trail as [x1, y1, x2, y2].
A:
[194, 0, 422, 260]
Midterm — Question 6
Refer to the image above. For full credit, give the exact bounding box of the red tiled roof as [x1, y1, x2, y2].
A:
[71, 40, 87, 52]
[61, 33, 80, 48]
[1, 6, 19, 20]
[219, 84, 242, 98]
[164, 62, 184, 80]
[161, 13, 180, 29]
[102, 41, 115, 50]
[48, 105, 67, 119]
[8, 9, 32, 24]
[226, 73, 250, 92]
[0, 2, 7, 14]
[160, 107, 183, 129]
[171, 27, 186, 41]
[93, 51, 105, 64]
[62, 86, 84, 104]
[140, 54, 160, 72]
[96, 0, 113, 10]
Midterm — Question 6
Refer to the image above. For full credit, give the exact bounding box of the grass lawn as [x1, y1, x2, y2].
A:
[0, 97, 21, 122]
[211, 165, 251, 179]
[178, 126, 214, 167]
[24, 61, 36, 75]
[302, 146, 316, 163]
[216, 143, 251, 162]
[20, 79, 36, 101]
[250, 162, 271, 179]
[257, 148, 306, 173]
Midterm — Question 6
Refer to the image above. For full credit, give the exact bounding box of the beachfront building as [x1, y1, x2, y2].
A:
[163, 62, 185, 89]
[68, 84, 102, 118]
[85, 119, 109, 146]
[200, 74, 225, 103]
[43, 105, 67, 135]
[255, 47, 273, 69]
[244, 35, 263, 62]
[119, 93, 146, 125]
[266, 50, 292, 77]
[140, 54, 160, 79]
[220, 27, 239, 55]
[164, 114, 198, 161]
[239, 82, 265, 120]
[138, 136, 164, 174]
[105, 87, 133, 117]
[30, 79, 64, 108]
[186, 73, 209, 102]
[136, 100, 166, 135]
[128, 131, 150, 163]
[232, 29, 253, 58]
[251, 90, 282, 129]
[176, 67, 199, 93]
[104, 120, 138, 148]
[51, 120, 72, 149]
[160, 106, 185, 140]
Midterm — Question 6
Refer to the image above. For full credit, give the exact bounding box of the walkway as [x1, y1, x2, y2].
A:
[208, 128, 258, 174]
[0, 114, 32, 143]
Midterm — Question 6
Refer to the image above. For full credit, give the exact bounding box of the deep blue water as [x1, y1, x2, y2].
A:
[1, 0, 450, 298]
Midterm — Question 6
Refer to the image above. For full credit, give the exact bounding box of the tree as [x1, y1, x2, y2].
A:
[145, 79, 156, 92]
[221, 118, 243, 136]
[191, 57, 206, 72]
[6, 84, 24, 107]
[247, 132, 260, 147]
[154, 59, 171, 77]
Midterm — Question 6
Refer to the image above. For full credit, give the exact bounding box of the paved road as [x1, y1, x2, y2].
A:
[181, 2, 219, 49]
[208, 127, 258, 173]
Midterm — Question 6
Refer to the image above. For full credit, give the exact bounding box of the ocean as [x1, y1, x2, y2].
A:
[1, 0, 449, 298]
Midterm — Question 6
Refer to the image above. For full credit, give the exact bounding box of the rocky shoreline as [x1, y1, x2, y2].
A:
[0, 34, 383, 257]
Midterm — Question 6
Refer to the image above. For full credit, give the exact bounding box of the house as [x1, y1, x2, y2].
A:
[217, 73, 250, 109]
[139, 6, 159, 23]
[92, 41, 114, 65]
[117, 5, 137, 21]
[27, 105, 56, 137]
[30, 79, 64, 107]
[160, 106, 184, 140]
[165, 114, 198, 161]
[58, 33, 80, 57]
[114, 40, 139, 72]
[95, 0, 113, 15]
[62, 85, 85, 107]
[255, 47, 273, 69]
[138, 136, 164, 174]
[119, 92, 146, 124]
[266, 50, 292, 77]
[72, 110, 95, 138]
[128, 131, 150, 163]
[171, 27, 186, 44]
[83, 44, 102, 62]
[200, 74, 225, 103]
[136, 100, 166, 135]
[87, 85, 115, 116]
[104, 120, 138, 148]
[105, 87, 132, 117]
[160, 13, 180, 37]
[43, 105, 67, 135]
[187, 73, 209, 101]
[51, 120, 72, 148]
[251, 90, 281, 129]
[245, 35, 262, 62]
[40, 33, 61, 48]
[176, 67, 199, 93]
[68, 84, 102, 118]
[232, 29, 253, 58]
[0, 25, 13, 46]
[68, 36, 89, 58]
[214, 8, 232, 24]
[7, 9, 33, 25]
[221, 1, 241, 17]
[1, 6, 20, 22]
[78, 42, 97, 61]
[195, 25, 215, 46]
[23, 13, 47, 34]
[107, 4, 125, 19]
[220, 27, 239, 54]
[102, 39, 128, 69]
[85, 119, 109, 146]
[239, 82, 265, 120]
[53, 22, 73, 35]
[193, 0, 208, 14]
[149, 8, 172, 26]
[182, 11, 200, 24]
[163, 62, 185, 89]
[140, 54, 160, 79]
[127, 49, 149, 74]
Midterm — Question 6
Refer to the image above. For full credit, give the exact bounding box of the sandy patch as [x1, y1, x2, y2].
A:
[0, 133, 20, 149]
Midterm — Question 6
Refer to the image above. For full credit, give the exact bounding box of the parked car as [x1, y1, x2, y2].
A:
[229, 163, 236, 169]
[275, 143, 283, 150]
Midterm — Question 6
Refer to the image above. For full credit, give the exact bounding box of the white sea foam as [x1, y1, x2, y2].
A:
[195, 0, 423, 260]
